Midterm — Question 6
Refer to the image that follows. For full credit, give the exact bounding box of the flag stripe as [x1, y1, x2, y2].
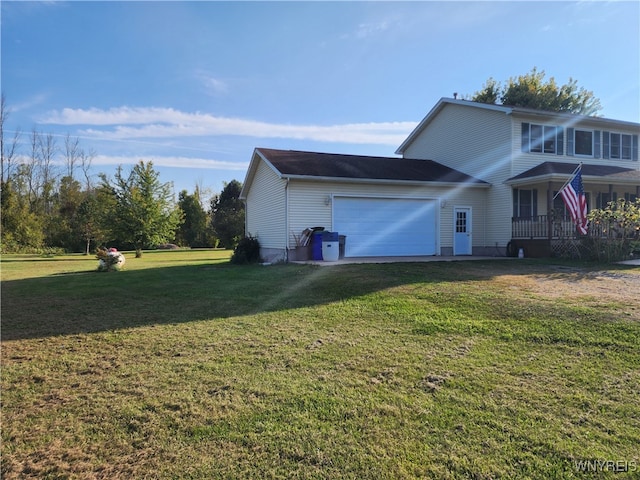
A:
[559, 166, 588, 235]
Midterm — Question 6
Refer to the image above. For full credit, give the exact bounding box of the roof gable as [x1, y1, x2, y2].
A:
[396, 97, 640, 155]
[255, 148, 488, 186]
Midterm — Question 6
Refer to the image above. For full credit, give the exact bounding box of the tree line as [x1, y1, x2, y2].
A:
[1, 95, 244, 256]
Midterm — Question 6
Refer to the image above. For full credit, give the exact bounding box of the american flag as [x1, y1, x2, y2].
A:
[560, 165, 588, 235]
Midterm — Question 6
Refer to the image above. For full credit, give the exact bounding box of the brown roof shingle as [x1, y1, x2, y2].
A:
[507, 161, 640, 182]
[256, 148, 488, 185]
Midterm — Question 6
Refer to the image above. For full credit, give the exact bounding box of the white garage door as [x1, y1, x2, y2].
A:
[333, 197, 437, 257]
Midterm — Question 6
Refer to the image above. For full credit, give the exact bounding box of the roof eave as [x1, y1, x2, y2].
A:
[511, 108, 640, 129]
[239, 148, 287, 200]
[239, 149, 259, 200]
[505, 173, 640, 187]
[283, 174, 490, 188]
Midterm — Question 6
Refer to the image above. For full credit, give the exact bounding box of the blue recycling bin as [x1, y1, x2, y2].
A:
[312, 232, 324, 260]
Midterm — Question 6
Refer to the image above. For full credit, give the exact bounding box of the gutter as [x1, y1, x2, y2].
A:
[505, 173, 640, 187]
[280, 174, 491, 188]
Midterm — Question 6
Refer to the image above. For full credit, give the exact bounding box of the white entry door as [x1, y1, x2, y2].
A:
[453, 207, 472, 255]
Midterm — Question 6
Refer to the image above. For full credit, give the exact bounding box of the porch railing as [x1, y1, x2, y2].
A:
[512, 215, 580, 239]
[512, 216, 630, 240]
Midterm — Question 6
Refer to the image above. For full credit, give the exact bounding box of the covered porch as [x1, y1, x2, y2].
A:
[507, 162, 640, 257]
[510, 216, 605, 258]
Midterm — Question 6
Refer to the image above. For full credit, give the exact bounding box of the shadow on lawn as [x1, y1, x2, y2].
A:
[2, 260, 637, 341]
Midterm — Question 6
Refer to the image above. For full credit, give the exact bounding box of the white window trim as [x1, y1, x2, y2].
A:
[573, 129, 594, 158]
[609, 132, 633, 160]
[524, 123, 561, 155]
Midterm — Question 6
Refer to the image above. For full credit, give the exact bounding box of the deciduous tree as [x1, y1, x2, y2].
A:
[210, 180, 244, 249]
[101, 161, 183, 257]
[176, 188, 209, 247]
[472, 68, 602, 116]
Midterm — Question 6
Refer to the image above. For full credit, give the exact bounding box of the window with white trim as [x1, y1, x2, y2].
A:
[512, 189, 538, 218]
[574, 130, 593, 156]
[567, 128, 602, 158]
[606, 132, 633, 160]
[521, 123, 563, 155]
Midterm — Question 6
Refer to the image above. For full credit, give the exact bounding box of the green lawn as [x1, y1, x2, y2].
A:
[2, 251, 639, 479]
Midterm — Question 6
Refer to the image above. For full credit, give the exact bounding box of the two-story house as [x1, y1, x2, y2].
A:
[240, 98, 640, 262]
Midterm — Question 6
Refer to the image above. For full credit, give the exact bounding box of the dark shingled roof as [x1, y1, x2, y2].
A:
[256, 148, 488, 185]
[507, 161, 640, 182]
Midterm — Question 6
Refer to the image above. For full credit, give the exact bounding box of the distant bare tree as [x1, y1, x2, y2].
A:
[37, 131, 58, 215]
[79, 147, 96, 190]
[25, 128, 41, 206]
[1, 94, 21, 184]
[24, 129, 58, 214]
[64, 133, 81, 179]
[194, 177, 213, 206]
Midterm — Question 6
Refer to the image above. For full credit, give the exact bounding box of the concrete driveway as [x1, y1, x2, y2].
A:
[618, 258, 640, 266]
[291, 256, 640, 266]
[292, 255, 515, 266]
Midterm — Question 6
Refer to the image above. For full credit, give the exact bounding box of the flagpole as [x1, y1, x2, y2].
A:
[552, 162, 583, 200]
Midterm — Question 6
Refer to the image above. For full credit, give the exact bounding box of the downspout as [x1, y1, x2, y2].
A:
[284, 178, 290, 262]
[547, 181, 553, 246]
[242, 198, 248, 238]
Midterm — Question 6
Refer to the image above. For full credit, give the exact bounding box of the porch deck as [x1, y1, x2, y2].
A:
[511, 215, 622, 258]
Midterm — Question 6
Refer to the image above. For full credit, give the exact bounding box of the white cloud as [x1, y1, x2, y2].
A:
[355, 20, 390, 39]
[195, 71, 229, 95]
[13, 152, 248, 171]
[41, 106, 187, 125]
[12, 93, 49, 112]
[40, 106, 415, 146]
[91, 154, 248, 171]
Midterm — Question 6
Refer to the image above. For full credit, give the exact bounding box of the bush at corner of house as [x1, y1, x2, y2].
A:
[230, 236, 262, 264]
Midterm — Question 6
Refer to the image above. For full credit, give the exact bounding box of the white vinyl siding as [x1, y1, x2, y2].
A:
[401, 103, 512, 247]
[244, 160, 286, 249]
[287, 181, 334, 248]
[288, 180, 488, 255]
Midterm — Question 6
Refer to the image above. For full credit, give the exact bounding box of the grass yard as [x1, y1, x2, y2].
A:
[1, 250, 639, 479]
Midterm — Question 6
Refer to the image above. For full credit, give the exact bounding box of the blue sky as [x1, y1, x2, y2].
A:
[2, 1, 639, 199]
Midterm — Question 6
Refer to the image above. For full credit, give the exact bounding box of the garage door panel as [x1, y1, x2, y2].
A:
[334, 197, 437, 257]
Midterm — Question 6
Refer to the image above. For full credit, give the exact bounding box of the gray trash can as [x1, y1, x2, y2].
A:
[338, 235, 346, 259]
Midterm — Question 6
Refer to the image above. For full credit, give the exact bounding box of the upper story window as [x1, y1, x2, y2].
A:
[603, 132, 637, 160]
[521, 123, 563, 155]
[567, 128, 602, 158]
[574, 130, 593, 156]
[522, 123, 638, 160]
